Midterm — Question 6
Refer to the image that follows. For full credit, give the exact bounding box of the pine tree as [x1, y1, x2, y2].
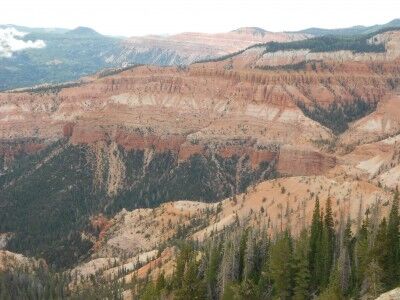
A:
[386, 191, 400, 287]
[174, 243, 193, 289]
[337, 246, 351, 295]
[221, 282, 237, 300]
[257, 228, 269, 268]
[155, 271, 166, 293]
[270, 231, 293, 299]
[318, 265, 344, 300]
[371, 218, 388, 287]
[343, 219, 352, 250]
[309, 197, 322, 289]
[205, 241, 220, 299]
[364, 259, 384, 299]
[243, 230, 256, 281]
[317, 224, 331, 288]
[257, 244, 273, 299]
[324, 197, 335, 278]
[354, 218, 369, 292]
[141, 281, 159, 300]
[238, 230, 248, 281]
[176, 258, 206, 300]
[293, 230, 310, 300]
[237, 279, 259, 299]
[219, 236, 240, 297]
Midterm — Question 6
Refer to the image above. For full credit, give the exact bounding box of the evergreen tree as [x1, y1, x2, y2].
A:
[354, 218, 369, 292]
[343, 219, 352, 250]
[175, 257, 206, 300]
[237, 279, 259, 299]
[243, 230, 256, 281]
[257, 245, 273, 299]
[324, 197, 335, 277]
[386, 191, 400, 287]
[221, 282, 238, 300]
[317, 224, 330, 288]
[364, 259, 384, 299]
[140, 281, 159, 300]
[238, 230, 248, 281]
[205, 242, 220, 299]
[270, 231, 293, 299]
[371, 218, 388, 287]
[309, 197, 322, 289]
[337, 246, 351, 295]
[293, 230, 311, 300]
[219, 236, 240, 296]
[155, 271, 166, 293]
[174, 243, 194, 289]
[318, 265, 344, 300]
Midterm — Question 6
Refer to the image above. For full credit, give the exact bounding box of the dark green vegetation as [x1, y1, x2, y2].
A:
[96, 64, 143, 78]
[297, 99, 377, 134]
[135, 192, 400, 300]
[263, 34, 385, 54]
[0, 141, 275, 269]
[0, 263, 123, 299]
[0, 141, 97, 269]
[0, 264, 69, 300]
[111, 151, 275, 215]
[295, 18, 400, 36]
[256, 60, 324, 72]
[262, 26, 400, 55]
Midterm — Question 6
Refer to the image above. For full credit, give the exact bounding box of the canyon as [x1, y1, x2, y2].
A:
[1, 23, 400, 299]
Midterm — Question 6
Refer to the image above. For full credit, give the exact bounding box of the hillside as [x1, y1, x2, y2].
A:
[1, 21, 400, 300]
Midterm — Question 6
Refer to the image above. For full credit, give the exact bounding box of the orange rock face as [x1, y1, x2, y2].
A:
[2, 30, 400, 178]
[277, 146, 336, 176]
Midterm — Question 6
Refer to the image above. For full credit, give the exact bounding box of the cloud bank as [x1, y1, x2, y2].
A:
[0, 27, 46, 58]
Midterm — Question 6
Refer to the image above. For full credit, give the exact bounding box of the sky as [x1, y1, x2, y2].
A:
[1, 0, 400, 36]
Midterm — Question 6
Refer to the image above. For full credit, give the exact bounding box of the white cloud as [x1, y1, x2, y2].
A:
[0, 27, 46, 58]
[0, 0, 399, 37]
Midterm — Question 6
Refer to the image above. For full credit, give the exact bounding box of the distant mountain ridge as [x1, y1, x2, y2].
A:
[64, 26, 102, 37]
[0, 18, 400, 91]
[231, 27, 269, 36]
[295, 18, 400, 36]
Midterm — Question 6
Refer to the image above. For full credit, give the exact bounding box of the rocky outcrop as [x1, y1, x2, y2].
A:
[121, 29, 310, 66]
[277, 145, 336, 176]
[0, 250, 42, 272]
[374, 288, 400, 300]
